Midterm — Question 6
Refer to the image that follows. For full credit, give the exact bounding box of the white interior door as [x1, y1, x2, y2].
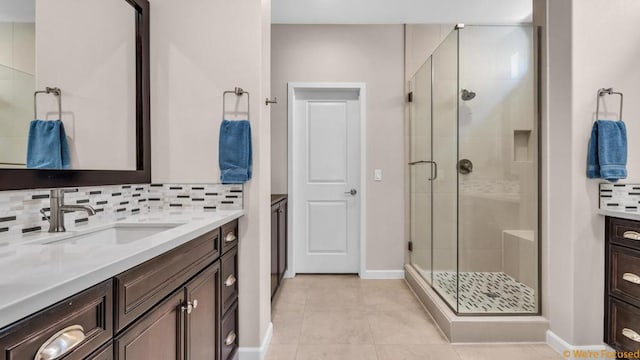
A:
[289, 84, 363, 274]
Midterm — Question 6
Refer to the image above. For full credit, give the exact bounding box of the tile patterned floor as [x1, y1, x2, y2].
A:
[266, 275, 562, 360]
[432, 271, 537, 313]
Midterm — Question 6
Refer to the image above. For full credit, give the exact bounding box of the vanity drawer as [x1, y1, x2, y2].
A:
[221, 219, 239, 255]
[607, 298, 640, 353]
[610, 245, 640, 306]
[0, 280, 113, 360]
[608, 217, 640, 250]
[115, 228, 219, 332]
[221, 247, 239, 316]
[220, 301, 239, 360]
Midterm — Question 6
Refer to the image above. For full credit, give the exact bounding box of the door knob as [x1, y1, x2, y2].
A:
[344, 189, 357, 196]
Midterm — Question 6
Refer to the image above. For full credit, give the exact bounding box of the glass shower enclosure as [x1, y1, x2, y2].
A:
[409, 25, 539, 315]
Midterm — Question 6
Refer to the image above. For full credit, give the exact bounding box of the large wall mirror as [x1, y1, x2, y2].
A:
[0, 0, 150, 190]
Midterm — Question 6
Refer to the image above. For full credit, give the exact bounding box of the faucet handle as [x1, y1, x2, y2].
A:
[50, 188, 79, 198]
[40, 208, 50, 220]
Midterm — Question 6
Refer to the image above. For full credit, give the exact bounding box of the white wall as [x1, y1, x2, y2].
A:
[36, 0, 136, 170]
[151, 0, 272, 350]
[271, 24, 406, 272]
[544, 0, 640, 346]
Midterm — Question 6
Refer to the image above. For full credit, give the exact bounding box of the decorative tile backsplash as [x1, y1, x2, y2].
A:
[148, 183, 243, 211]
[0, 183, 243, 238]
[599, 183, 640, 212]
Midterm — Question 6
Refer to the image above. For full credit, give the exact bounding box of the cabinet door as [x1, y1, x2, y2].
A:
[271, 204, 279, 298]
[186, 263, 220, 360]
[114, 290, 184, 360]
[278, 199, 288, 280]
[86, 344, 113, 360]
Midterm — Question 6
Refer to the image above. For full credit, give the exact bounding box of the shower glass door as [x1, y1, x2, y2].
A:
[409, 58, 432, 284]
[431, 30, 459, 311]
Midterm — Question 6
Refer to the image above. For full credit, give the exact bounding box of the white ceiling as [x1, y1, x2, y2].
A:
[272, 0, 532, 24]
[0, 0, 35, 22]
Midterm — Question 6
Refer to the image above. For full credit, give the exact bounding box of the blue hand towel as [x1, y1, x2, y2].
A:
[219, 120, 252, 184]
[26, 120, 70, 169]
[587, 120, 627, 182]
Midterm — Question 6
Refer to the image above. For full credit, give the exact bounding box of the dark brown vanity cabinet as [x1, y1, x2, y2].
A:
[0, 218, 240, 360]
[0, 280, 113, 360]
[114, 263, 221, 360]
[220, 226, 240, 360]
[271, 195, 288, 299]
[605, 217, 640, 354]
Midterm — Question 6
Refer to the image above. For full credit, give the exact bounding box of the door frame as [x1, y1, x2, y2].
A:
[286, 82, 367, 277]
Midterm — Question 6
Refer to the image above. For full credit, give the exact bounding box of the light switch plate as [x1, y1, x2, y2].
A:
[374, 169, 382, 181]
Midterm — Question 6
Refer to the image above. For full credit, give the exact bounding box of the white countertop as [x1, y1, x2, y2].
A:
[598, 209, 640, 222]
[0, 209, 244, 329]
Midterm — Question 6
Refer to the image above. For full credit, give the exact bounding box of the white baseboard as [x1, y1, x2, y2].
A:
[238, 322, 273, 360]
[546, 330, 613, 359]
[359, 269, 405, 279]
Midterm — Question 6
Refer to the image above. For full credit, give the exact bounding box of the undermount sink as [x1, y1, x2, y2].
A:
[36, 223, 180, 246]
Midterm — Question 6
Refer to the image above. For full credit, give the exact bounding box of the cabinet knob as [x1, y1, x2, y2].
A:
[225, 232, 237, 243]
[225, 330, 237, 346]
[181, 302, 194, 315]
[225, 274, 237, 287]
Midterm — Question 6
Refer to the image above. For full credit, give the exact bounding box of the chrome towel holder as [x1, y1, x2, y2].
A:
[223, 87, 250, 120]
[34, 87, 62, 120]
[596, 87, 623, 121]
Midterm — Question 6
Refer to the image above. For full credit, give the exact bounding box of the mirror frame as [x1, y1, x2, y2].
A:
[0, 0, 150, 191]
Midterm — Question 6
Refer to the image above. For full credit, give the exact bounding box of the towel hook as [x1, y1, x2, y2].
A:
[595, 87, 623, 121]
[265, 97, 278, 106]
[34, 87, 62, 120]
[223, 87, 250, 121]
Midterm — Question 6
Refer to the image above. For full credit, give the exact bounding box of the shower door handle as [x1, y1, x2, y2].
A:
[408, 160, 438, 181]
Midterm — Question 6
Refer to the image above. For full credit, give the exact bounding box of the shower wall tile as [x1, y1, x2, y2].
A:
[599, 183, 640, 212]
[0, 183, 243, 239]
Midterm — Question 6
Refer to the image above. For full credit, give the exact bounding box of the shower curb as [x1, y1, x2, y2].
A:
[405, 264, 549, 343]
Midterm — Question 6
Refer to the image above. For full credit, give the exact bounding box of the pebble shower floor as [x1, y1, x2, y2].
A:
[431, 271, 536, 313]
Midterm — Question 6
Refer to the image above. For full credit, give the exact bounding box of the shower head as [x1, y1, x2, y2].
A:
[461, 89, 476, 101]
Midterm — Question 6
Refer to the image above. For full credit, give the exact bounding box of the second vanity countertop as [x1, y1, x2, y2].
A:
[271, 194, 287, 206]
[0, 209, 244, 329]
[598, 209, 640, 222]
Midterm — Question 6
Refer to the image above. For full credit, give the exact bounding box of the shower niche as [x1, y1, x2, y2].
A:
[408, 25, 539, 317]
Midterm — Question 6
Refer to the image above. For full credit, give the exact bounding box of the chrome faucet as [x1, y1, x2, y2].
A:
[41, 189, 96, 233]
